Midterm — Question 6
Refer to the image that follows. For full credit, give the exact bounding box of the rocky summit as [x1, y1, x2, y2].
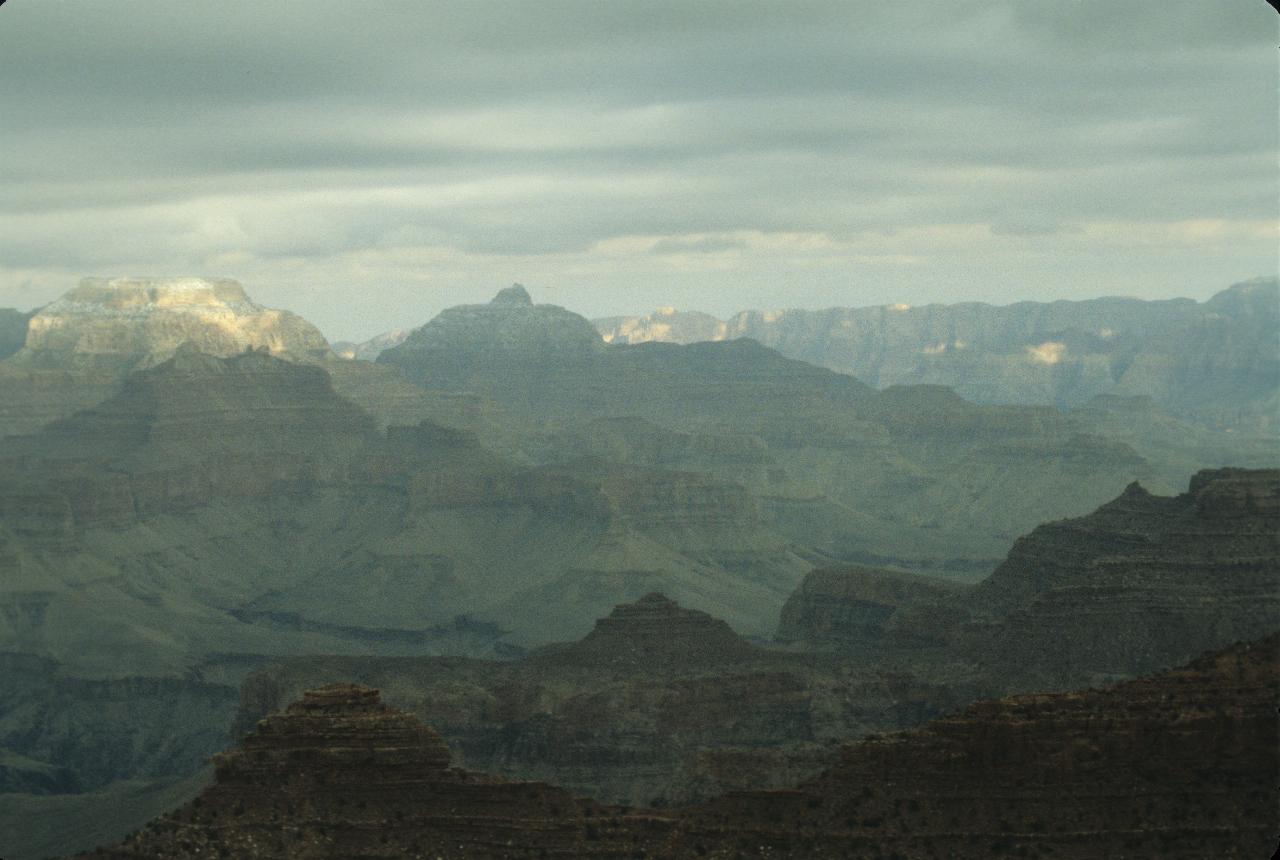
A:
[542, 591, 761, 670]
[73, 635, 1279, 858]
[377, 284, 606, 390]
[74, 683, 653, 859]
[11, 277, 332, 371]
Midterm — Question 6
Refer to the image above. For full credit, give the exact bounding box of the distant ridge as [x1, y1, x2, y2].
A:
[595, 278, 1280, 430]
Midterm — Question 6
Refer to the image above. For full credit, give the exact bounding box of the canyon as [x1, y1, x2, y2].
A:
[0, 276, 1274, 857]
[72, 633, 1279, 859]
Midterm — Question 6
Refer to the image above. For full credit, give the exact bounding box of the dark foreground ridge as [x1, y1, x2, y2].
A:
[74, 635, 1279, 859]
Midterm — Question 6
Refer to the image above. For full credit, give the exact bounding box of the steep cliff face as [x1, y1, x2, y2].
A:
[1114, 277, 1279, 430]
[777, 469, 1280, 692]
[73, 637, 1280, 859]
[968, 467, 1280, 688]
[595, 278, 1279, 430]
[0, 367, 122, 441]
[774, 566, 964, 653]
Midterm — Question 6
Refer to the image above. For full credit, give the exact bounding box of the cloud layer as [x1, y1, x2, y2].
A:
[1, 0, 1275, 339]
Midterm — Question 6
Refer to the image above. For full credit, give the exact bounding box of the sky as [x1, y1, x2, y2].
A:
[0, 1, 1276, 341]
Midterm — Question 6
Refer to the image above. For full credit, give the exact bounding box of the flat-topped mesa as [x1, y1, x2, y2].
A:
[546, 592, 761, 670]
[13, 277, 332, 370]
[1189, 466, 1280, 518]
[214, 684, 453, 787]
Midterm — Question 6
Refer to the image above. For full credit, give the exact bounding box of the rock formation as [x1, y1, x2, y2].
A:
[677, 634, 1279, 858]
[774, 565, 964, 654]
[595, 277, 1280, 431]
[777, 468, 1280, 692]
[72, 635, 1280, 858]
[966, 467, 1280, 688]
[0, 278, 337, 440]
[541, 592, 762, 670]
[74, 683, 659, 859]
[377, 283, 606, 390]
[235, 593, 969, 807]
[377, 286, 1193, 582]
[11, 278, 332, 371]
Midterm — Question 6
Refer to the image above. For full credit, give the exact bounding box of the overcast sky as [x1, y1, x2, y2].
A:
[1, 1, 1275, 340]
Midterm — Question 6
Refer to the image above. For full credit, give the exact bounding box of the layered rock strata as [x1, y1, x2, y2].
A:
[12, 278, 332, 371]
[676, 635, 1279, 858]
[75, 636, 1280, 858]
[967, 467, 1280, 688]
[237, 593, 968, 806]
[77, 684, 658, 859]
[777, 468, 1280, 691]
[595, 277, 1279, 431]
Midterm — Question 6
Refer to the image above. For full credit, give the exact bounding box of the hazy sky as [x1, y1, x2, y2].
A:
[1, 1, 1276, 340]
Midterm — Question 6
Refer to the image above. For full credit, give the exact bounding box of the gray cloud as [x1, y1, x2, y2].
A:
[0, 0, 1274, 339]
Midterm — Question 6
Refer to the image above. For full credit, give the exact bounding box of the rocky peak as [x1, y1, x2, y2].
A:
[12, 277, 332, 371]
[491, 282, 533, 306]
[77, 684, 647, 858]
[543, 592, 760, 670]
[217, 684, 453, 786]
[377, 285, 606, 388]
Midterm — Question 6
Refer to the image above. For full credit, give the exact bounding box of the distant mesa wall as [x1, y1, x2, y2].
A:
[595, 278, 1280, 430]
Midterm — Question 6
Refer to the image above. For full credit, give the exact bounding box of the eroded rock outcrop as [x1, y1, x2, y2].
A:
[776, 469, 1280, 692]
[536, 592, 762, 671]
[967, 467, 1280, 688]
[12, 278, 332, 371]
[75, 636, 1280, 858]
[77, 684, 659, 859]
[0, 278, 336, 440]
[0, 349, 378, 526]
[775, 565, 964, 653]
[235, 594, 968, 807]
[378, 284, 606, 390]
[677, 635, 1279, 858]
